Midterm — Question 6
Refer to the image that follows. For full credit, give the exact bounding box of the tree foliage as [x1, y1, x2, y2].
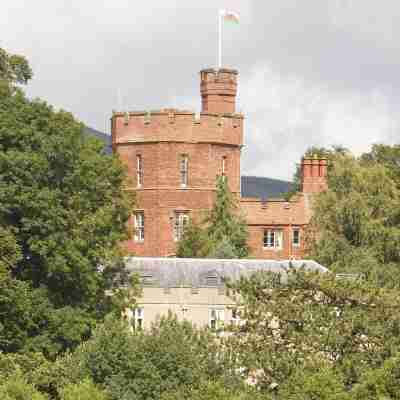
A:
[308, 149, 400, 285]
[177, 177, 248, 258]
[227, 268, 400, 397]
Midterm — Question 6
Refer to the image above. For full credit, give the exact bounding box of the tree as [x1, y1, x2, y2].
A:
[177, 177, 248, 258]
[285, 145, 348, 199]
[0, 373, 47, 400]
[308, 150, 400, 285]
[60, 379, 109, 400]
[52, 314, 224, 400]
[0, 48, 32, 88]
[0, 65, 134, 309]
[226, 268, 400, 396]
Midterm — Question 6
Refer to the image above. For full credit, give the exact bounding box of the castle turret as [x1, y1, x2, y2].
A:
[200, 68, 238, 114]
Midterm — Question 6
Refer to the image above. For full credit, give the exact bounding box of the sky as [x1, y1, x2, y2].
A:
[1, 0, 399, 180]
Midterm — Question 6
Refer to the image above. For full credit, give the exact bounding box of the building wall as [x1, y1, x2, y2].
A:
[127, 286, 236, 329]
[111, 68, 327, 259]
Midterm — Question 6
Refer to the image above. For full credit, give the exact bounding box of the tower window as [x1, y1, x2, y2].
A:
[222, 156, 227, 181]
[180, 155, 188, 187]
[174, 211, 189, 241]
[292, 228, 300, 247]
[134, 212, 144, 242]
[263, 229, 283, 249]
[136, 155, 143, 187]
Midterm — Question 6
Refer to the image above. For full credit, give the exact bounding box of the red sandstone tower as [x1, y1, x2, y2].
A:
[111, 68, 244, 256]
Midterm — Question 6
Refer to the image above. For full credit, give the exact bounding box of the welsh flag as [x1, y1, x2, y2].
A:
[220, 10, 240, 24]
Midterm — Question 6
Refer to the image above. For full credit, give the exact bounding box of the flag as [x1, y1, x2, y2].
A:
[220, 10, 240, 24]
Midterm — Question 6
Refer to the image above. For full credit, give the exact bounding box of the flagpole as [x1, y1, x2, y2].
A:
[218, 10, 223, 69]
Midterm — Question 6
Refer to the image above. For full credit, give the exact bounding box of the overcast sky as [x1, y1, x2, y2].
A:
[1, 1, 399, 180]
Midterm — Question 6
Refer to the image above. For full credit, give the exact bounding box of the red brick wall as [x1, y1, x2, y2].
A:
[111, 68, 327, 259]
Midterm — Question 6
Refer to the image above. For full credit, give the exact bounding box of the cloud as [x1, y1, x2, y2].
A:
[1, 0, 399, 179]
[240, 64, 398, 180]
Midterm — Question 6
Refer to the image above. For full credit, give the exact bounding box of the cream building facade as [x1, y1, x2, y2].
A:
[125, 257, 327, 330]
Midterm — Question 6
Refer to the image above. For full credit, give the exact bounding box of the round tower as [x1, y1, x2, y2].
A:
[111, 68, 244, 257]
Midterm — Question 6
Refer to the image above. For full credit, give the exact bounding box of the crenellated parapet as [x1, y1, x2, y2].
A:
[111, 108, 244, 148]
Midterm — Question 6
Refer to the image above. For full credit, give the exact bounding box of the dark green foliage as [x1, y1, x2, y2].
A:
[176, 223, 212, 258]
[177, 177, 248, 258]
[0, 80, 133, 309]
[52, 314, 224, 400]
[0, 275, 93, 357]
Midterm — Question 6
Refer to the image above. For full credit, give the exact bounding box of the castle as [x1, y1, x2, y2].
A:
[111, 67, 327, 259]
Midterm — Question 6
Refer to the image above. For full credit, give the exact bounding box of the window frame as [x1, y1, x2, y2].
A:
[134, 211, 145, 242]
[209, 308, 225, 330]
[174, 211, 189, 241]
[222, 156, 227, 181]
[132, 307, 143, 330]
[180, 154, 189, 188]
[292, 227, 301, 247]
[136, 154, 143, 188]
[263, 229, 283, 250]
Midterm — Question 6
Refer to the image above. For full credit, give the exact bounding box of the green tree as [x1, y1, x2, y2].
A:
[60, 379, 109, 400]
[0, 47, 32, 88]
[53, 314, 223, 400]
[308, 151, 400, 285]
[0, 65, 133, 309]
[0, 373, 47, 400]
[226, 268, 400, 396]
[177, 177, 248, 258]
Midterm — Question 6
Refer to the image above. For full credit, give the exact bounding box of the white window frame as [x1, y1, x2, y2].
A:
[292, 227, 301, 247]
[180, 155, 188, 188]
[134, 212, 144, 242]
[136, 155, 143, 188]
[263, 229, 283, 249]
[209, 308, 225, 330]
[132, 307, 143, 330]
[174, 211, 189, 241]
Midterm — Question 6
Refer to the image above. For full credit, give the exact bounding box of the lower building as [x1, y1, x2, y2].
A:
[124, 257, 327, 329]
[100, 65, 328, 259]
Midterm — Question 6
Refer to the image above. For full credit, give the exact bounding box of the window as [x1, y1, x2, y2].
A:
[132, 307, 143, 330]
[231, 308, 241, 326]
[134, 212, 144, 242]
[180, 155, 188, 187]
[263, 229, 283, 249]
[222, 156, 227, 181]
[292, 228, 300, 247]
[209, 308, 224, 330]
[136, 155, 143, 187]
[174, 211, 189, 241]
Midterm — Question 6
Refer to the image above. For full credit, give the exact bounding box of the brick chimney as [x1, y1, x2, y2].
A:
[200, 68, 238, 114]
[301, 157, 328, 193]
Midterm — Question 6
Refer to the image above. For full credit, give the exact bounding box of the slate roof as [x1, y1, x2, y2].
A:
[82, 127, 292, 198]
[125, 257, 328, 288]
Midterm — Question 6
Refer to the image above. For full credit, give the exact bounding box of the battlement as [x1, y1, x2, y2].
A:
[111, 108, 244, 147]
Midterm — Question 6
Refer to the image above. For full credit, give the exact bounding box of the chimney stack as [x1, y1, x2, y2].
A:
[200, 68, 238, 114]
[301, 157, 327, 193]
